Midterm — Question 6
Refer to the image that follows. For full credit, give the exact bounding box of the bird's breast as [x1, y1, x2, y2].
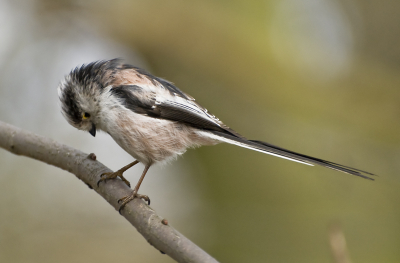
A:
[107, 110, 218, 165]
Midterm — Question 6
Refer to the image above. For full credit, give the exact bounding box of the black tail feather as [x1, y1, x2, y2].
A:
[249, 140, 375, 180]
[210, 131, 375, 180]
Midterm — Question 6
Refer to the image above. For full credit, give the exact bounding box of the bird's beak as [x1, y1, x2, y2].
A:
[89, 123, 96, 137]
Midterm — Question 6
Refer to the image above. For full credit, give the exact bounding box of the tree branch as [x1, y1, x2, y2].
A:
[0, 120, 218, 263]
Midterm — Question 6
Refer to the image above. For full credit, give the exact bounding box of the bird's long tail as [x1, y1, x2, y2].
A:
[206, 130, 375, 180]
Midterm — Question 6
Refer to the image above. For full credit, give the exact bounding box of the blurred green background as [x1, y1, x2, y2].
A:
[0, 0, 399, 262]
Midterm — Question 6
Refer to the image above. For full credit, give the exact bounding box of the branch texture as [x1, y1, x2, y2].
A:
[0, 120, 218, 263]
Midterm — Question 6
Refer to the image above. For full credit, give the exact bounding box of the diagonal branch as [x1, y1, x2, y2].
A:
[0, 120, 218, 263]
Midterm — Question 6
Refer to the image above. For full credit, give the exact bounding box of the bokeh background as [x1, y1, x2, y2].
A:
[0, 0, 399, 262]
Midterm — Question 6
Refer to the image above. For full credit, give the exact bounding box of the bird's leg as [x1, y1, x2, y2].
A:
[97, 160, 139, 187]
[118, 165, 151, 213]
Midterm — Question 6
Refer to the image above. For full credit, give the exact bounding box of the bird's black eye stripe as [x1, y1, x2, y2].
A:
[61, 86, 81, 124]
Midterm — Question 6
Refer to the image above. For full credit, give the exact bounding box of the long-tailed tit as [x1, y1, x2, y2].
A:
[58, 59, 374, 212]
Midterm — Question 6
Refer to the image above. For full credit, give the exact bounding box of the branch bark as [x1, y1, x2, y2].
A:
[0, 120, 218, 263]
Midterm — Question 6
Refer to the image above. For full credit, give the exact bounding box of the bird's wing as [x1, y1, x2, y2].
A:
[110, 84, 244, 137]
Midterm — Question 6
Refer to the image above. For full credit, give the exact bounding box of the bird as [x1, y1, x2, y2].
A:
[58, 59, 375, 212]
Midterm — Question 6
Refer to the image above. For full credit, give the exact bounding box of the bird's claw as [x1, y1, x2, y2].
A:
[97, 171, 131, 187]
[118, 191, 150, 214]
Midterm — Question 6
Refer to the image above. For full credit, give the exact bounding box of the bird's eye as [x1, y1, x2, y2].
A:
[82, 112, 91, 120]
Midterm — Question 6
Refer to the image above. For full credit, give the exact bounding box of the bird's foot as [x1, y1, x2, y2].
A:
[97, 170, 131, 187]
[118, 191, 150, 214]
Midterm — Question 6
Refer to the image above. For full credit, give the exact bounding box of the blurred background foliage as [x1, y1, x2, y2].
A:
[0, 0, 399, 262]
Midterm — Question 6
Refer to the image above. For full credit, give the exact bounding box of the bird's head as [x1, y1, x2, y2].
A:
[58, 60, 121, 136]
